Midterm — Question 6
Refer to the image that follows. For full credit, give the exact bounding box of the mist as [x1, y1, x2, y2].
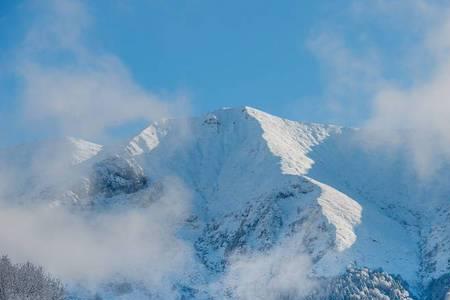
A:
[0, 176, 194, 293]
[0, 0, 196, 296]
[213, 243, 315, 300]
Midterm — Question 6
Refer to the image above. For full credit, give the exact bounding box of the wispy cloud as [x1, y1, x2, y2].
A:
[15, 0, 189, 141]
[210, 240, 315, 300]
[365, 2, 450, 176]
[0, 177, 194, 296]
[309, 0, 450, 176]
[307, 31, 384, 120]
[0, 1, 195, 296]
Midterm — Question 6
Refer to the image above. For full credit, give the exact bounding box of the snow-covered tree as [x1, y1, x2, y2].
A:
[0, 255, 65, 300]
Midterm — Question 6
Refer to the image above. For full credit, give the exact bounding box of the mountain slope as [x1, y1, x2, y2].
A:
[1, 106, 449, 299]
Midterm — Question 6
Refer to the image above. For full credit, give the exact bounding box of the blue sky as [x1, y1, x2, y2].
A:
[0, 0, 444, 148]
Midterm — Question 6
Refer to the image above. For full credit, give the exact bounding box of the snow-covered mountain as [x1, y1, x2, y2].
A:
[1, 107, 449, 299]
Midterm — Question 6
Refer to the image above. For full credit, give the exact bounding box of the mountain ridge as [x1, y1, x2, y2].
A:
[0, 106, 449, 299]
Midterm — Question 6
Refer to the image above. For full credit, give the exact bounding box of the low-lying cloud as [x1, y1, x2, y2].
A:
[0, 177, 194, 292]
[210, 240, 316, 300]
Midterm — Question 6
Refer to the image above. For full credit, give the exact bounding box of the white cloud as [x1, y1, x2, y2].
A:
[0, 177, 194, 292]
[365, 4, 450, 176]
[16, 0, 189, 140]
[307, 32, 383, 119]
[309, 0, 450, 176]
[210, 240, 315, 300]
[1, 2, 195, 293]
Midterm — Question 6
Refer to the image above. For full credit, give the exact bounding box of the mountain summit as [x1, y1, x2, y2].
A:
[1, 107, 449, 299]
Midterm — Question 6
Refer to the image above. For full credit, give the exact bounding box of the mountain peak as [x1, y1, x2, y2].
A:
[2, 107, 450, 298]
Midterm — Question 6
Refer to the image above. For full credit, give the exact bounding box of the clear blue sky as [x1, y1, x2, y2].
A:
[0, 0, 427, 147]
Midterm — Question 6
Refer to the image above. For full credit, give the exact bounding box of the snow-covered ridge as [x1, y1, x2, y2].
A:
[126, 106, 341, 174]
[65, 137, 103, 165]
[311, 178, 362, 252]
[244, 107, 341, 175]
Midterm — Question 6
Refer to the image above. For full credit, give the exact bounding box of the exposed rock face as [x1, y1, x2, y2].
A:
[89, 155, 148, 198]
